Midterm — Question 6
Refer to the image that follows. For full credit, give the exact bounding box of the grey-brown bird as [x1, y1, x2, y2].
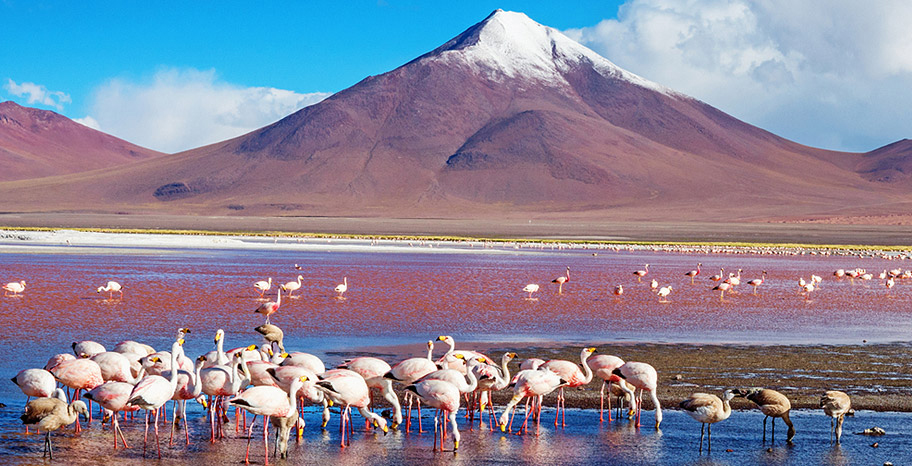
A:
[20, 389, 89, 460]
[679, 390, 735, 452]
[820, 390, 851, 443]
[255, 323, 286, 353]
[734, 387, 795, 443]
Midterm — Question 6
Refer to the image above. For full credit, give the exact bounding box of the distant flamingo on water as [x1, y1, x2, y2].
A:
[657, 286, 673, 303]
[709, 268, 724, 282]
[253, 278, 272, 298]
[552, 267, 570, 294]
[334, 277, 348, 298]
[747, 271, 767, 294]
[3, 280, 26, 296]
[633, 264, 649, 282]
[685, 263, 702, 284]
[713, 281, 732, 300]
[96, 281, 123, 299]
[522, 284, 540, 299]
[612, 285, 623, 300]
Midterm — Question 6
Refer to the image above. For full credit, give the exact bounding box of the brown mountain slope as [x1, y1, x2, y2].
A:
[0, 10, 909, 223]
[0, 101, 164, 181]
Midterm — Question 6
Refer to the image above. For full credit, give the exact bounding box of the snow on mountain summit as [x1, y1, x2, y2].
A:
[418, 9, 676, 96]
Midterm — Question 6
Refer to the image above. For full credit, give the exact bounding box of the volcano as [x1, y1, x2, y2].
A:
[1, 10, 909, 223]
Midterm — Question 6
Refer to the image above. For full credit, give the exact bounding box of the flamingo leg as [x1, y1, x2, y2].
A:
[154, 406, 162, 459]
[245, 414, 256, 464]
[264, 415, 270, 466]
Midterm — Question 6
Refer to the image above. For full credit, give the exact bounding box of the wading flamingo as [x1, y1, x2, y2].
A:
[83, 381, 140, 450]
[657, 286, 673, 303]
[384, 341, 437, 431]
[541, 347, 595, 426]
[229, 375, 306, 464]
[680, 390, 735, 452]
[820, 390, 851, 444]
[612, 361, 662, 429]
[407, 379, 461, 451]
[254, 288, 282, 324]
[254, 278, 272, 297]
[20, 389, 88, 460]
[586, 354, 635, 422]
[315, 369, 389, 447]
[281, 275, 304, 298]
[96, 281, 123, 299]
[633, 264, 649, 282]
[334, 277, 348, 298]
[498, 368, 565, 434]
[552, 267, 570, 294]
[3, 280, 26, 296]
[522, 284, 540, 299]
[747, 271, 767, 294]
[733, 387, 795, 443]
[685, 263, 702, 284]
[128, 339, 184, 458]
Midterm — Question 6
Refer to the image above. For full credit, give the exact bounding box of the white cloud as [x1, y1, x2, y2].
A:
[4, 79, 72, 111]
[566, 0, 912, 151]
[83, 68, 331, 153]
[73, 115, 101, 131]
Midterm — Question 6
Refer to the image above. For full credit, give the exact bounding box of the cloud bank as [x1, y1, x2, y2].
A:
[4, 79, 72, 111]
[565, 0, 912, 151]
[82, 68, 331, 153]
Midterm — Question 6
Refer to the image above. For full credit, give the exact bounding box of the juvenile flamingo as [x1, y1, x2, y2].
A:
[254, 288, 282, 324]
[254, 278, 272, 297]
[734, 387, 795, 443]
[96, 281, 123, 299]
[820, 390, 851, 444]
[680, 390, 735, 452]
[3, 280, 26, 296]
[685, 263, 702, 284]
[522, 284, 540, 299]
[612, 361, 662, 429]
[552, 267, 570, 294]
[633, 264, 649, 282]
[612, 285, 624, 300]
[20, 389, 88, 460]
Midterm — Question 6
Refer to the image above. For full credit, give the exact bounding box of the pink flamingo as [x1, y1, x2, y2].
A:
[586, 354, 635, 422]
[612, 361, 662, 429]
[384, 341, 437, 432]
[253, 277, 272, 297]
[709, 267, 725, 282]
[49, 358, 104, 430]
[713, 281, 732, 300]
[685, 263, 702, 284]
[281, 275, 304, 298]
[552, 267, 570, 293]
[229, 375, 306, 464]
[407, 379, 461, 451]
[541, 347, 595, 426]
[128, 340, 184, 459]
[497, 368, 565, 434]
[3, 280, 26, 296]
[435, 335, 491, 373]
[11, 368, 57, 433]
[83, 381, 141, 450]
[315, 369, 388, 447]
[254, 288, 282, 324]
[338, 357, 403, 428]
[633, 264, 649, 282]
[747, 271, 767, 294]
[613, 285, 624, 300]
[334, 277, 348, 297]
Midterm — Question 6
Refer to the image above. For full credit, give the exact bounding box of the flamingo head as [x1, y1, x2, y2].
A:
[373, 417, 389, 434]
[426, 340, 434, 350]
[214, 329, 224, 343]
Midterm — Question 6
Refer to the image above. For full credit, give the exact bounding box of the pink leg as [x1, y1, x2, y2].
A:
[154, 407, 162, 459]
[244, 414, 256, 464]
[143, 410, 150, 457]
[264, 416, 270, 466]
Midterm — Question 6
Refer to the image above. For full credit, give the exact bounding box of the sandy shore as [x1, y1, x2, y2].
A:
[338, 341, 912, 413]
[2, 212, 912, 245]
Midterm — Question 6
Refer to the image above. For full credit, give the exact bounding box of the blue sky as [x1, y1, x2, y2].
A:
[3, 1, 910, 153]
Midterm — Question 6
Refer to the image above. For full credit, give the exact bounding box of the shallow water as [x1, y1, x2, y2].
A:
[1, 235, 911, 463]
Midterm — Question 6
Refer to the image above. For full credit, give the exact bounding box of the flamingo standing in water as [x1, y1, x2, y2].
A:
[522, 284, 540, 299]
[541, 347, 595, 427]
[254, 278, 272, 298]
[96, 281, 123, 299]
[20, 389, 88, 460]
[633, 264, 649, 282]
[747, 271, 767, 294]
[229, 375, 306, 464]
[733, 387, 795, 443]
[612, 361, 662, 429]
[498, 368, 565, 434]
[281, 275, 304, 298]
[3, 280, 26, 296]
[407, 378, 461, 451]
[49, 358, 104, 430]
[680, 390, 735, 452]
[713, 281, 732, 300]
[334, 277, 348, 298]
[384, 341, 437, 431]
[657, 286, 673, 303]
[685, 263, 702, 284]
[11, 368, 57, 433]
[612, 285, 624, 300]
[709, 268, 724, 282]
[83, 381, 140, 450]
[128, 340, 184, 458]
[552, 267, 570, 294]
[254, 288, 282, 324]
[315, 369, 388, 447]
[587, 354, 635, 422]
[650, 279, 659, 290]
[820, 390, 851, 444]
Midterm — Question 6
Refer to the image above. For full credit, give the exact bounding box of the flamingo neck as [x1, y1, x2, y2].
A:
[464, 366, 478, 392]
[580, 352, 594, 384]
[288, 379, 303, 412]
[500, 355, 512, 382]
[216, 336, 226, 363]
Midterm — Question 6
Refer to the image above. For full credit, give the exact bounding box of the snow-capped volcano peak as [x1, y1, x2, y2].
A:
[418, 9, 674, 95]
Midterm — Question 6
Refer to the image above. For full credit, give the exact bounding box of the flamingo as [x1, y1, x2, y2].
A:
[519, 358, 546, 371]
[113, 340, 155, 356]
[418, 354, 482, 394]
[20, 389, 88, 460]
[612, 285, 624, 300]
[551, 267, 570, 294]
[83, 382, 140, 450]
[91, 352, 143, 384]
[255, 324, 286, 353]
[281, 275, 304, 298]
[586, 354, 635, 422]
[294, 264, 303, 270]
[229, 375, 306, 464]
[280, 352, 326, 374]
[96, 281, 123, 299]
[633, 264, 649, 282]
[338, 357, 403, 428]
[747, 271, 767, 294]
[820, 390, 851, 444]
[254, 288, 282, 324]
[11, 368, 57, 433]
[679, 390, 735, 452]
[802, 281, 815, 300]
[713, 281, 732, 300]
[165, 357, 206, 445]
[833, 269, 845, 278]
[73, 340, 106, 358]
[385, 341, 437, 432]
[685, 263, 702, 284]
[541, 347, 595, 426]
[498, 368, 565, 434]
[733, 388, 795, 443]
[612, 361, 662, 428]
[886, 277, 895, 292]
[334, 277, 348, 297]
[522, 284, 540, 299]
[471, 352, 516, 428]
[709, 268, 724, 282]
[724, 269, 742, 287]
[3, 280, 26, 296]
[406, 379, 461, 451]
[203, 329, 230, 367]
[435, 335, 491, 373]
[315, 369, 389, 447]
[254, 277, 272, 297]
[128, 339, 185, 458]
[49, 358, 104, 429]
[657, 285, 673, 303]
